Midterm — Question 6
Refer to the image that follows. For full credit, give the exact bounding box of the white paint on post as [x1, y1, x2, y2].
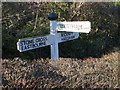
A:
[50, 21, 59, 59]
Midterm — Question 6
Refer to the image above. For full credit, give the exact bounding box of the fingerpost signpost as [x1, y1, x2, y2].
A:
[17, 13, 91, 60]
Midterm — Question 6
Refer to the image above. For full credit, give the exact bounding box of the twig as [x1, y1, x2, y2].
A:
[33, 4, 39, 31]
[70, 2, 84, 21]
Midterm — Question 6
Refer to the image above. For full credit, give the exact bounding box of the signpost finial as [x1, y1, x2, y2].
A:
[48, 13, 58, 20]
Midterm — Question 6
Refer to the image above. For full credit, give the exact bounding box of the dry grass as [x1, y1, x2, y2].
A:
[2, 51, 120, 89]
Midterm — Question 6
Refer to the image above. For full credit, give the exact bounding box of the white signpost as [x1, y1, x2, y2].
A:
[17, 13, 91, 60]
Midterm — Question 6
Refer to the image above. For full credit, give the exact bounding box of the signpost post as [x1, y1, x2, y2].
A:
[48, 13, 59, 59]
[50, 21, 59, 59]
[17, 13, 91, 60]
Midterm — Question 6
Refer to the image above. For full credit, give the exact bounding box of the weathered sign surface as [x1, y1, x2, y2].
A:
[17, 32, 79, 52]
[17, 34, 53, 52]
[57, 32, 79, 43]
[56, 21, 91, 33]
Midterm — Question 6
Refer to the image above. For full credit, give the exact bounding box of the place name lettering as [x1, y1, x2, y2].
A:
[20, 37, 47, 46]
[61, 32, 73, 37]
[19, 36, 48, 51]
[20, 42, 46, 51]
[20, 39, 34, 46]
[58, 23, 83, 30]
[61, 36, 75, 41]
[35, 37, 47, 42]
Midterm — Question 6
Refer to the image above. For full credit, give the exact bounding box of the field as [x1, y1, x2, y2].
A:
[2, 51, 120, 89]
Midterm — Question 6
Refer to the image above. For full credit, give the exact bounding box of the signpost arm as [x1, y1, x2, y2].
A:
[48, 13, 59, 60]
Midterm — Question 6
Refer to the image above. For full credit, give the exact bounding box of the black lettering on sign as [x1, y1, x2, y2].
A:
[24, 45, 27, 50]
[21, 45, 24, 51]
[74, 25, 82, 30]
[38, 42, 46, 47]
[35, 37, 47, 42]
[21, 44, 28, 51]
[33, 43, 38, 48]
[61, 32, 73, 37]
[19, 41, 26, 46]
[20, 39, 34, 46]
[61, 35, 75, 41]
[65, 24, 72, 28]
[19, 36, 48, 51]
[24, 45, 30, 50]
[59, 24, 65, 29]
[71, 36, 75, 39]
[65, 24, 83, 30]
